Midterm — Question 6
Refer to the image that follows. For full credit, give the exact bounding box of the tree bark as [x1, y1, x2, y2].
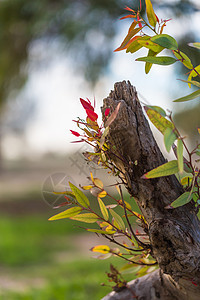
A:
[101, 81, 200, 300]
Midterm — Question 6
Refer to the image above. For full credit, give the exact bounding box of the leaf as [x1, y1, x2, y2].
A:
[106, 204, 118, 209]
[173, 51, 193, 69]
[98, 198, 109, 221]
[70, 213, 98, 223]
[91, 245, 110, 254]
[80, 98, 94, 111]
[118, 200, 132, 211]
[98, 190, 107, 198]
[93, 178, 103, 189]
[136, 56, 177, 65]
[164, 127, 177, 152]
[177, 79, 200, 88]
[114, 26, 142, 51]
[187, 65, 200, 87]
[138, 39, 164, 52]
[48, 207, 82, 221]
[144, 49, 155, 74]
[105, 103, 121, 127]
[86, 109, 98, 122]
[126, 36, 150, 54]
[81, 185, 93, 190]
[173, 89, 200, 102]
[87, 229, 116, 235]
[151, 34, 178, 50]
[100, 126, 109, 148]
[53, 191, 75, 198]
[146, 105, 166, 116]
[142, 160, 179, 179]
[181, 176, 192, 186]
[145, 0, 157, 27]
[110, 209, 125, 230]
[165, 192, 191, 209]
[188, 42, 200, 50]
[177, 139, 184, 173]
[144, 107, 174, 134]
[69, 182, 90, 208]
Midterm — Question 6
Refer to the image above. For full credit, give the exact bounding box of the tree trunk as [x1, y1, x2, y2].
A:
[101, 81, 200, 300]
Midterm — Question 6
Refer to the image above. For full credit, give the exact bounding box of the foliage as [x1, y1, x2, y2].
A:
[49, 0, 200, 291]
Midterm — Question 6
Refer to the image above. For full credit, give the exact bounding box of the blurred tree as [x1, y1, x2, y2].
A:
[0, 0, 199, 170]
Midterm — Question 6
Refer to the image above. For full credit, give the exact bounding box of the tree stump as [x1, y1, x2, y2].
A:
[101, 81, 200, 300]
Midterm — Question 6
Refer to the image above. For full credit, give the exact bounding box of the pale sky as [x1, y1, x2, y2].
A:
[2, 8, 200, 160]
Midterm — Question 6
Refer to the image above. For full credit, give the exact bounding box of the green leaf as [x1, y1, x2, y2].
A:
[87, 229, 116, 235]
[164, 127, 177, 152]
[48, 207, 82, 221]
[177, 139, 184, 173]
[144, 107, 174, 134]
[178, 79, 200, 88]
[188, 42, 200, 50]
[126, 36, 150, 54]
[145, 0, 157, 27]
[173, 89, 200, 102]
[110, 209, 125, 230]
[187, 65, 200, 87]
[98, 198, 109, 221]
[151, 34, 178, 50]
[70, 213, 98, 223]
[138, 39, 164, 52]
[91, 245, 110, 254]
[146, 105, 166, 117]
[69, 182, 90, 208]
[136, 56, 176, 65]
[166, 192, 191, 209]
[142, 160, 179, 179]
[173, 51, 193, 69]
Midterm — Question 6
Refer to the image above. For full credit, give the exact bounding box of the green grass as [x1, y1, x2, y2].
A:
[0, 215, 83, 267]
[0, 213, 136, 299]
[2, 259, 128, 300]
[0, 191, 140, 299]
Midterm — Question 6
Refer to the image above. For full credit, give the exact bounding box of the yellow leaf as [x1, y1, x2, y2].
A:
[98, 190, 107, 198]
[48, 207, 82, 221]
[70, 213, 98, 223]
[181, 176, 192, 186]
[145, 0, 157, 27]
[81, 185, 93, 190]
[91, 245, 111, 254]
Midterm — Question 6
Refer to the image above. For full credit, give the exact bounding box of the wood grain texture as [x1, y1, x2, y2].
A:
[101, 81, 200, 299]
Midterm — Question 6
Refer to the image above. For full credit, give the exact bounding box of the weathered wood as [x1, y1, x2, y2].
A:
[101, 81, 200, 299]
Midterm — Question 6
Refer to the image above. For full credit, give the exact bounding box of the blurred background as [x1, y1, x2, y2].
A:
[0, 0, 199, 299]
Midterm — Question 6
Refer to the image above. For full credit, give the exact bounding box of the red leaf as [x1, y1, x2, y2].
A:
[120, 14, 135, 20]
[124, 6, 135, 13]
[105, 108, 110, 117]
[86, 109, 98, 122]
[80, 98, 94, 111]
[70, 130, 80, 137]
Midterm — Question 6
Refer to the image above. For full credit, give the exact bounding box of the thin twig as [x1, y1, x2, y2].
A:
[119, 185, 150, 249]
